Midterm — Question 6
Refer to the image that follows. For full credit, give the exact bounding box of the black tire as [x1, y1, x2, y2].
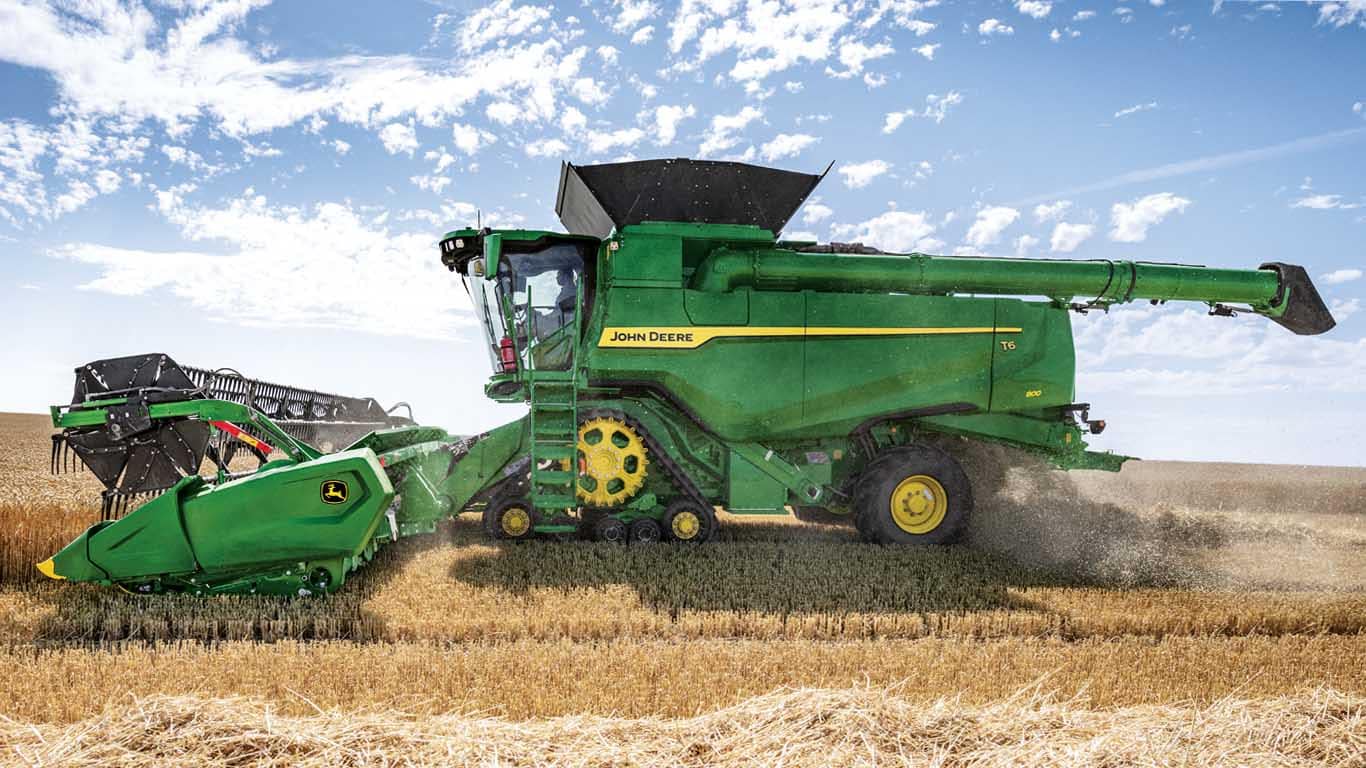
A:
[593, 514, 628, 543]
[483, 497, 537, 541]
[791, 505, 856, 527]
[662, 499, 718, 543]
[627, 517, 662, 544]
[852, 445, 972, 545]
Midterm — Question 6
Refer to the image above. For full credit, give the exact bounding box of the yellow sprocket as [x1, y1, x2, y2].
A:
[571, 416, 649, 507]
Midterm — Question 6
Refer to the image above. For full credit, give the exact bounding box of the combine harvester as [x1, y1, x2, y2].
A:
[39, 159, 1335, 595]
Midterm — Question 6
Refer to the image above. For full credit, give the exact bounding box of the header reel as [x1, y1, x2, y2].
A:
[52, 353, 414, 519]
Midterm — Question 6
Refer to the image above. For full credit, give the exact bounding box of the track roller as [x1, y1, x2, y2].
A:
[662, 498, 717, 543]
[627, 518, 661, 544]
[484, 497, 537, 540]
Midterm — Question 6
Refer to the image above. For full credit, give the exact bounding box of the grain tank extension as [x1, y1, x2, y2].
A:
[38, 159, 1335, 594]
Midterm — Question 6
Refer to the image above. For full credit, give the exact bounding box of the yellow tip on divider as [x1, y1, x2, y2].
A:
[35, 558, 64, 580]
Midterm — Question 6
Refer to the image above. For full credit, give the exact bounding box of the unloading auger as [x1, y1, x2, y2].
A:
[39, 158, 1337, 595]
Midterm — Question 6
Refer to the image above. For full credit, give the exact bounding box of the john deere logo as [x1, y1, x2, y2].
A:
[321, 480, 348, 504]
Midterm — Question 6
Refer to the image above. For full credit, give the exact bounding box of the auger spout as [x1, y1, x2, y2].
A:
[690, 250, 1335, 335]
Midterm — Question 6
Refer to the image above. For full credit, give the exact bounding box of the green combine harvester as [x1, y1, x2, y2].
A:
[39, 159, 1336, 595]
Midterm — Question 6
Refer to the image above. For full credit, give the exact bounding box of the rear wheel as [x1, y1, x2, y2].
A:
[853, 445, 971, 545]
[663, 499, 717, 543]
[484, 497, 537, 541]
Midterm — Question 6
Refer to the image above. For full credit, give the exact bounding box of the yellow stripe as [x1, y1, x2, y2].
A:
[598, 326, 1022, 349]
[238, 433, 263, 450]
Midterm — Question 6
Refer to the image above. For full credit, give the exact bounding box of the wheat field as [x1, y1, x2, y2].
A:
[3, 411, 1365, 765]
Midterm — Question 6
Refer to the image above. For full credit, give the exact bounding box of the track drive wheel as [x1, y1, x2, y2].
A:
[627, 517, 662, 544]
[593, 514, 628, 543]
[663, 499, 717, 543]
[853, 445, 971, 545]
[573, 410, 649, 508]
[484, 497, 537, 541]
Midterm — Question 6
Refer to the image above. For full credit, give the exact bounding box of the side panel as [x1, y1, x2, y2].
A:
[182, 450, 393, 572]
[802, 292, 996, 433]
[989, 300, 1076, 412]
[727, 452, 788, 512]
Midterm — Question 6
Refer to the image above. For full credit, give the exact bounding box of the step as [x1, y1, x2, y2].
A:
[529, 370, 577, 382]
[532, 402, 575, 411]
[532, 494, 577, 509]
[531, 445, 576, 461]
[531, 469, 575, 484]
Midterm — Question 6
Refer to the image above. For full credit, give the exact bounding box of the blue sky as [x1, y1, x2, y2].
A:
[1, 0, 1364, 466]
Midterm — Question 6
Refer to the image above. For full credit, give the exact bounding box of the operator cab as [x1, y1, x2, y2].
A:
[440, 230, 597, 379]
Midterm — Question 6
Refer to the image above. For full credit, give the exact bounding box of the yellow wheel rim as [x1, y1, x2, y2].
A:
[671, 510, 701, 540]
[573, 417, 649, 507]
[501, 507, 531, 537]
[889, 475, 948, 534]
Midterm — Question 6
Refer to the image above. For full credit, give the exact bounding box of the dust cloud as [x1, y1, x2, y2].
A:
[942, 439, 1366, 591]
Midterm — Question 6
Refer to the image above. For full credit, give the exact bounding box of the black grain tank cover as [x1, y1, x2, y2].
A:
[555, 158, 829, 239]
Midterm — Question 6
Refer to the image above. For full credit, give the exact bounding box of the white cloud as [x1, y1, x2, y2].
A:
[838, 159, 890, 189]
[1049, 28, 1061, 42]
[1074, 304, 1366, 400]
[914, 43, 940, 60]
[571, 78, 611, 106]
[881, 91, 963, 133]
[923, 91, 963, 123]
[379, 122, 418, 156]
[1323, 268, 1363, 285]
[1014, 234, 1039, 256]
[1170, 24, 1193, 40]
[1292, 194, 1362, 210]
[0, 117, 144, 224]
[831, 210, 939, 252]
[0, 0, 598, 147]
[760, 133, 820, 162]
[801, 200, 833, 224]
[1015, 1, 1053, 20]
[597, 45, 620, 66]
[965, 206, 1020, 247]
[524, 137, 569, 158]
[1050, 222, 1095, 253]
[882, 109, 915, 134]
[461, 0, 553, 53]
[330, 139, 351, 155]
[585, 127, 646, 154]
[409, 174, 450, 194]
[1073, 10, 1097, 21]
[1114, 101, 1158, 119]
[699, 106, 763, 156]
[1332, 298, 1361, 321]
[630, 26, 654, 45]
[1034, 200, 1072, 222]
[54, 193, 468, 339]
[1109, 192, 1191, 242]
[1317, 1, 1366, 28]
[827, 38, 895, 78]
[560, 107, 588, 135]
[451, 123, 496, 155]
[610, 0, 660, 34]
[652, 104, 696, 145]
[1114, 7, 1134, 22]
[979, 19, 1015, 36]
[1355, 101, 1364, 117]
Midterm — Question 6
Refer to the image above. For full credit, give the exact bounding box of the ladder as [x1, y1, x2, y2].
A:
[526, 283, 582, 515]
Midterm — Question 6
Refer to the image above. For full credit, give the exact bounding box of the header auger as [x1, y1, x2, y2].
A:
[39, 158, 1336, 594]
